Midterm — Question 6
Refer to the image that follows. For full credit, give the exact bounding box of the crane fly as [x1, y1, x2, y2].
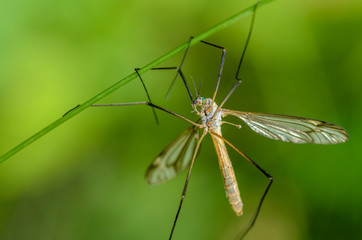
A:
[90, 2, 349, 239]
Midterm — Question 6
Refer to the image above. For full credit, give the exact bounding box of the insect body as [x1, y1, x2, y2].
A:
[193, 96, 243, 215]
[144, 93, 348, 239]
[92, 3, 349, 239]
[194, 97, 222, 129]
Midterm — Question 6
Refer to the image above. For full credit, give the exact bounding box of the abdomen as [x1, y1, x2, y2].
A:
[211, 128, 243, 216]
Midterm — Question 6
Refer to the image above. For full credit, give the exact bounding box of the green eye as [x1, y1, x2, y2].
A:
[202, 98, 206, 104]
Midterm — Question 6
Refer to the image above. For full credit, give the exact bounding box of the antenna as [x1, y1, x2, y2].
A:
[198, 78, 202, 97]
[190, 76, 198, 97]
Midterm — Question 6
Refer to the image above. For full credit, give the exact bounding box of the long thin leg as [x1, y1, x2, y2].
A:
[91, 102, 202, 128]
[165, 37, 194, 101]
[135, 66, 195, 123]
[148, 66, 194, 102]
[210, 80, 241, 124]
[62, 65, 179, 120]
[210, 131, 273, 240]
[135, 68, 159, 125]
[210, 2, 259, 124]
[63, 104, 80, 117]
[235, 1, 259, 81]
[198, 40, 226, 106]
[169, 130, 208, 240]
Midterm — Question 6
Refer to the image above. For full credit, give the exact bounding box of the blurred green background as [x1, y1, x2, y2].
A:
[0, 0, 361, 239]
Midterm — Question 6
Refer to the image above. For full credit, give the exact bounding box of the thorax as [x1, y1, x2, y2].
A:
[199, 98, 222, 130]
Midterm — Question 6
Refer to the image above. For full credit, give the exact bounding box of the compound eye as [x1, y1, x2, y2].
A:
[202, 98, 206, 104]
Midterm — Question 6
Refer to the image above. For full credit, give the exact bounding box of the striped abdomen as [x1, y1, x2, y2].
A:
[211, 128, 243, 216]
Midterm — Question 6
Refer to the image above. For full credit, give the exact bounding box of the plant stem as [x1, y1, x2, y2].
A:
[0, 0, 273, 164]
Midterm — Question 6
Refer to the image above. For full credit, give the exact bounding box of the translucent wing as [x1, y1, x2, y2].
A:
[146, 124, 200, 185]
[222, 109, 349, 144]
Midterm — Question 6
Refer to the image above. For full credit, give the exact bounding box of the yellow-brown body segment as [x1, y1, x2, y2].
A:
[211, 127, 243, 216]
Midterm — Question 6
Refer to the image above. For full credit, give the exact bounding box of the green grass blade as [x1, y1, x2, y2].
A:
[0, 0, 273, 164]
